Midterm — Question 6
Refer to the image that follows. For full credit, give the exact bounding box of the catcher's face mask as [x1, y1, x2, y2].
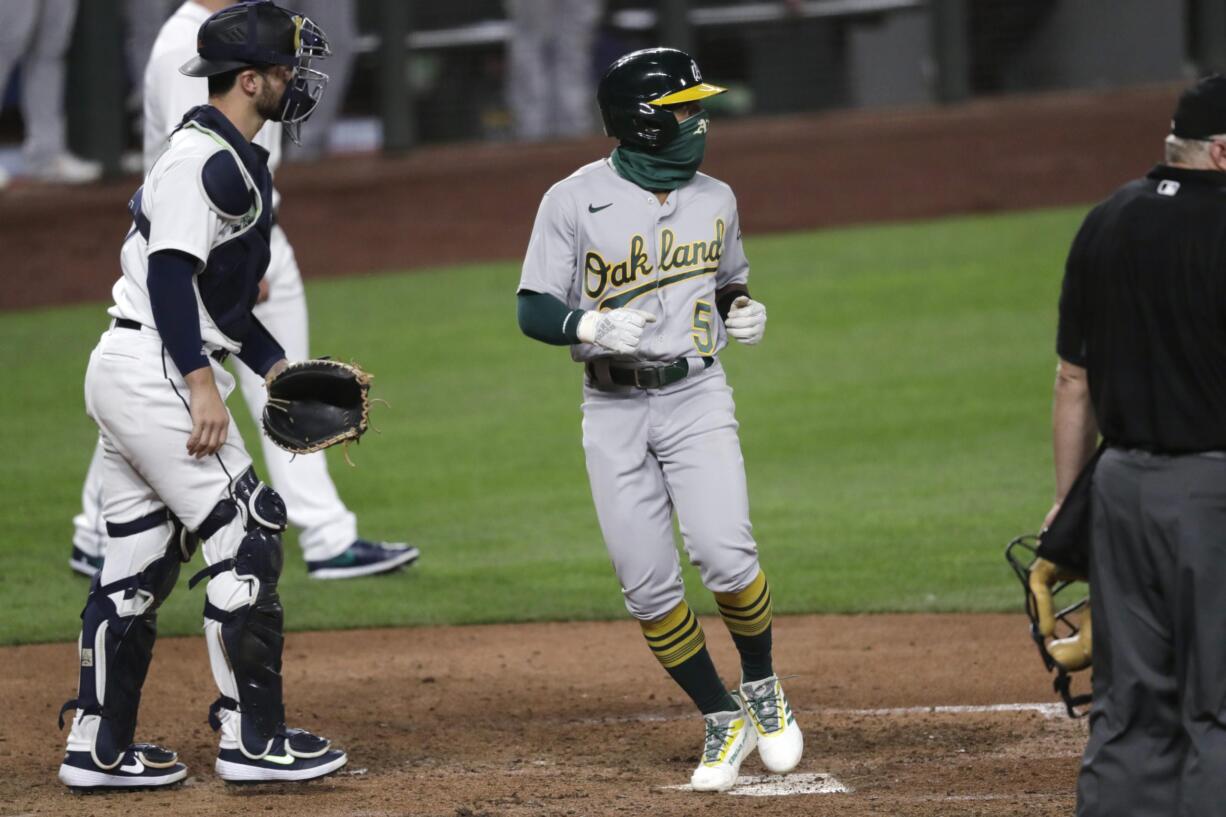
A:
[276, 14, 331, 145]
[1005, 534, 1092, 718]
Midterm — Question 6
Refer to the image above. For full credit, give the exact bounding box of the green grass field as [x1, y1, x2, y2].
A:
[0, 206, 1084, 645]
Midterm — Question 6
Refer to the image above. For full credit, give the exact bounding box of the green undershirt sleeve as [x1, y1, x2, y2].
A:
[512, 288, 583, 345]
[517, 290, 585, 346]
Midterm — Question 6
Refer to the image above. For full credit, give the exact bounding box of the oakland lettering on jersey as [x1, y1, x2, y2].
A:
[584, 220, 725, 301]
[659, 219, 724, 272]
[585, 234, 653, 298]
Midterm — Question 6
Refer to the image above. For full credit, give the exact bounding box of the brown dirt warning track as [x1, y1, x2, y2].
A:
[3, 614, 1083, 816]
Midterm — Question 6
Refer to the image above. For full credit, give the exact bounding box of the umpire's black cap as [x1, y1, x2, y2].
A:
[1171, 75, 1226, 139]
[180, 1, 302, 77]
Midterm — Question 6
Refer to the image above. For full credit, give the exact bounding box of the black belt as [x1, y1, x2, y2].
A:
[587, 356, 714, 390]
[112, 318, 229, 363]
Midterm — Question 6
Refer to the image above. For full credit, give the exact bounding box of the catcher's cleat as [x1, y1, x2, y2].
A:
[306, 539, 419, 580]
[216, 727, 347, 784]
[738, 675, 803, 773]
[690, 708, 756, 792]
[58, 742, 187, 791]
[68, 546, 103, 578]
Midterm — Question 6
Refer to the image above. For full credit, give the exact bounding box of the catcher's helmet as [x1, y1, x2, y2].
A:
[180, 1, 330, 143]
[181, 1, 316, 76]
[597, 48, 726, 150]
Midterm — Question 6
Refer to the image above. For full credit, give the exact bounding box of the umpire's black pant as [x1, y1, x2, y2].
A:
[1078, 447, 1226, 817]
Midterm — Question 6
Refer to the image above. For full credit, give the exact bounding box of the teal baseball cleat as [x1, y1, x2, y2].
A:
[306, 539, 419, 580]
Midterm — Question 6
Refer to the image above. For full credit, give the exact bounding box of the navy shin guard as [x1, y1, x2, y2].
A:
[217, 528, 287, 752]
[195, 469, 290, 757]
[61, 509, 190, 766]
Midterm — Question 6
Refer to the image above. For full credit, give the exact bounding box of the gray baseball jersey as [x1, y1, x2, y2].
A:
[518, 158, 749, 363]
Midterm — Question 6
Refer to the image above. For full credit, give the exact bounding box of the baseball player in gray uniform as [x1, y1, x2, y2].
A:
[517, 48, 802, 792]
[70, 0, 418, 581]
[58, 2, 346, 789]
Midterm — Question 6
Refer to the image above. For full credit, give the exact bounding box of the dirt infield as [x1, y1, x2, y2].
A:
[3, 613, 1085, 816]
[2, 84, 1178, 311]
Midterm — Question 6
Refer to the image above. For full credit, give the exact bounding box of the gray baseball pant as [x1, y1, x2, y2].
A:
[581, 362, 761, 621]
[0, 0, 78, 165]
[1078, 447, 1226, 817]
[506, 0, 603, 140]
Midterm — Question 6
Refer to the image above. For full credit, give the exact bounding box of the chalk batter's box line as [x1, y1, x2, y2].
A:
[574, 701, 1068, 725]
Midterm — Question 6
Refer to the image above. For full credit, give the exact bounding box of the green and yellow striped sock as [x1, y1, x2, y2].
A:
[641, 601, 738, 715]
[715, 569, 774, 683]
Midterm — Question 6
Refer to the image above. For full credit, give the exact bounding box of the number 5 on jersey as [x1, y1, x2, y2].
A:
[692, 300, 715, 354]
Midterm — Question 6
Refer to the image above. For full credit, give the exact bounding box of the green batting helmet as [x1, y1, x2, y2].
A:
[597, 48, 726, 150]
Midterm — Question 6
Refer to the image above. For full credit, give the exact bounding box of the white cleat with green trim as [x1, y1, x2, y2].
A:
[690, 707, 757, 792]
[739, 675, 803, 773]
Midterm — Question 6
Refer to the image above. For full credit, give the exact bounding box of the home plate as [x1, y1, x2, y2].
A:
[663, 772, 851, 796]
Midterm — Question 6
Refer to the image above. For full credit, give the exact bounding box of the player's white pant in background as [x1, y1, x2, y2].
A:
[235, 226, 356, 562]
[581, 361, 762, 620]
[72, 440, 107, 559]
[74, 226, 357, 563]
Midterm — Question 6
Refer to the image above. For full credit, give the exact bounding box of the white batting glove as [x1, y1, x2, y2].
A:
[725, 296, 767, 345]
[576, 308, 657, 355]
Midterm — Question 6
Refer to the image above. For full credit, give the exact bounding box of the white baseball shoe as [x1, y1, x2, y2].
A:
[58, 742, 187, 791]
[738, 675, 803, 773]
[27, 152, 103, 184]
[690, 707, 757, 792]
[216, 726, 347, 783]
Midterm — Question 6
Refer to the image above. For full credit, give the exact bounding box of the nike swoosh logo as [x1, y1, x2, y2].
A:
[263, 753, 296, 766]
[120, 758, 145, 774]
[588, 203, 613, 213]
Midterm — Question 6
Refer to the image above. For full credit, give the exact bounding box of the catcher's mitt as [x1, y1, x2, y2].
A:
[262, 359, 373, 458]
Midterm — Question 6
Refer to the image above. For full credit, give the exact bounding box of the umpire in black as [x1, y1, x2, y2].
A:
[1052, 75, 1226, 817]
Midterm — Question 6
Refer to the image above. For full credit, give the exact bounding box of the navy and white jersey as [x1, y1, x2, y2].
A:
[109, 106, 274, 355]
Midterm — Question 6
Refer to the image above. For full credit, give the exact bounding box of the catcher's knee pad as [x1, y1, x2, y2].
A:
[232, 466, 288, 533]
[61, 508, 187, 768]
[191, 469, 287, 758]
[192, 468, 286, 589]
[196, 467, 287, 545]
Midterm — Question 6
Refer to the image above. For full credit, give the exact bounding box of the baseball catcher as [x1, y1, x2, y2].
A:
[57, 2, 349, 790]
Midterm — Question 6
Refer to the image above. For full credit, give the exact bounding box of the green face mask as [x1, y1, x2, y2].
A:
[611, 112, 710, 192]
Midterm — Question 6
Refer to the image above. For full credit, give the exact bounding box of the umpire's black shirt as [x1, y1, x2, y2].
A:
[1058, 164, 1226, 453]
